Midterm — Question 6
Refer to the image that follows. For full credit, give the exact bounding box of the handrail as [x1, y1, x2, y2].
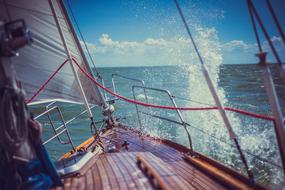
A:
[45, 101, 69, 145]
[138, 110, 282, 169]
[34, 105, 75, 150]
[34, 102, 98, 151]
[34, 106, 59, 120]
[112, 73, 148, 102]
[132, 85, 193, 151]
[28, 58, 285, 176]
[29, 58, 277, 121]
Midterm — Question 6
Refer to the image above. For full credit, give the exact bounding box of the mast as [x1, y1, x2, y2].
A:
[48, 0, 93, 118]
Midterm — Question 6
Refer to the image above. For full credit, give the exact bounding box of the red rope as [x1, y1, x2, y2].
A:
[72, 58, 275, 122]
[25, 57, 276, 122]
[26, 59, 69, 104]
[224, 107, 274, 121]
[71, 58, 218, 111]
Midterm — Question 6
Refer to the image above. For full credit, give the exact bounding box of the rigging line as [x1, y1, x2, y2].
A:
[248, 0, 285, 176]
[173, 0, 254, 183]
[174, 96, 215, 106]
[173, 0, 236, 139]
[26, 57, 276, 122]
[65, 0, 101, 78]
[26, 59, 69, 104]
[73, 57, 275, 121]
[24, 58, 282, 169]
[247, 0, 263, 53]
[247, 0, 282, 65]
[266, 0, 285, 44]
[173, 0, 204, 65]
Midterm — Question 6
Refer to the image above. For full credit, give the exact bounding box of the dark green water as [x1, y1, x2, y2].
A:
[29, 64, 285, 189]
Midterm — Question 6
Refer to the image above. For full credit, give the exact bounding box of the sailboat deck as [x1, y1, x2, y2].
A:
[54, 127, 227, 190]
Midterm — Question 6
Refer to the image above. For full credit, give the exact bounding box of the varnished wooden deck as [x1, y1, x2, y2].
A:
[54, 127, 227, 190]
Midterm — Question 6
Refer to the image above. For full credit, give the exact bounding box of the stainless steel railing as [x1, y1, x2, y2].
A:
[34, 102, 98, 150]
[34, 105, 75, 150]
[132, 85, 193, 151]
[97, 76, 108, 101]
[112, 73, 148, 102]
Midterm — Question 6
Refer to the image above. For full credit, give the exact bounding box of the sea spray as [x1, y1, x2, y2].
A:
[119, 1, 284, 187]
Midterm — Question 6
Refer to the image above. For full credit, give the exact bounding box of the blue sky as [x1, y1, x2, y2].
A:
[65, 0, 285, 67]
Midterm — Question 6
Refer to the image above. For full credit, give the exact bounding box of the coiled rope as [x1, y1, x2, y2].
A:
[0, 85, 29, 156]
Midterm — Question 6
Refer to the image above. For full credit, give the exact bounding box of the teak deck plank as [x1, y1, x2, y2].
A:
[170, 161, 226, 190]
[54, 127, 227, 190]
[106, 156, 129, 190]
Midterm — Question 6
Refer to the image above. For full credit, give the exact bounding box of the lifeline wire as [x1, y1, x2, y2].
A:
[26, 57, 282, 174]
[173, 0, 254, 183]
[66, 0, 101, 78]
[27, 58, 276, 122]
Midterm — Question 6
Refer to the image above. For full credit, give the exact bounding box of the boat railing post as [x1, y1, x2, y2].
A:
[45, 105, 66, 145]
[45, 101, 72, 145]
[132, 86, 145, 133]
[100, 78, 108, 100]
[132, 85, 193, 151]
[167, 91, 193, 152]
[56, 107, 76, 151]
[141, 80, 148, 103]
[111, 74, 117, 95]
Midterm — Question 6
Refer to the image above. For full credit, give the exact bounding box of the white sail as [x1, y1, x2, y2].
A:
[0, 0, 105, 106]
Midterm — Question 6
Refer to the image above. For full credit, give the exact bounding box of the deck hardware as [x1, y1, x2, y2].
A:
[0, 19, 32, 57]
[107, 144, 116, 153]
[122, 141, 129, 150]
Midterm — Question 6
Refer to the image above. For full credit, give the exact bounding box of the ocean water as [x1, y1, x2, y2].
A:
[30, 64, 285, 189]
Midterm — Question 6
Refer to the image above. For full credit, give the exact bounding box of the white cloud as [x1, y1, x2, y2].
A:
[221, 36, 285, 64]
[99, 34, 119, 47]
[86, 27, 222, 67]
[81, 32, 284, 67]
[222, 40, 252, 51]
[263, 36, 285, 53]
[144, 38, 166, 46]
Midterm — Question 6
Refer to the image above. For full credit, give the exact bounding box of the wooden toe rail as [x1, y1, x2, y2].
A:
[136, 154, 170, 190]
[184, 153, 267, 190]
